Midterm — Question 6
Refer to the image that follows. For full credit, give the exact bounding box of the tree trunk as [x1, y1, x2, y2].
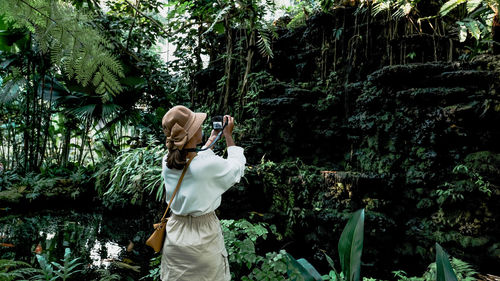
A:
[38, 78, 53, 167]
[61, 119, 71, 168]
[29, 57, 38, 171]
[78, 118, 90, 165]
[0, 129, 4, 165]
[12, 120, 19, 171]
[23, 55, 31, 173]
[222, 16, 233, 113]
[33, 72, 44, 171]
[239, 28, 256, 112]
[6, 122, 11, 170]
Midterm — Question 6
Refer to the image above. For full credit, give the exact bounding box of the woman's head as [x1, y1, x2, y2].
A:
[162, 105, 206, 169]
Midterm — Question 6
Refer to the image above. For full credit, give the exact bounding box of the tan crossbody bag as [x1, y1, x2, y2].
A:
[146, 157, 194, 253]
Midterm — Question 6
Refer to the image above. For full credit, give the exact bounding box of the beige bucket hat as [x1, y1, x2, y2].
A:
[162, 105, 207, 150]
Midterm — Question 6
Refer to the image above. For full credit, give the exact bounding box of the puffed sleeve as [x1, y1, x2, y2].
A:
[194, 146, 246, 193]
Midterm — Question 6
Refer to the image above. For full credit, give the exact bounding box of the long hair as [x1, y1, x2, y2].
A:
[166, 147, 187, 170]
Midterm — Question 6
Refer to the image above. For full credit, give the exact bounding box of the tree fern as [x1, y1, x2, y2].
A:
[0, 0, 125, 97]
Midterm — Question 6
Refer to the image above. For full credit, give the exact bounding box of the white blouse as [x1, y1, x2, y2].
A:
[162, 146, 246, 216]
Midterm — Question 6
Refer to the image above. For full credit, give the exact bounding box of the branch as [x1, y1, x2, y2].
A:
[123, 0, 171, 35]
[125, 0, 140, 51]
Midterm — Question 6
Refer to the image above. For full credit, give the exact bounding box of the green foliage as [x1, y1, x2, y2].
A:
[256, 25, 276, 59]
[33, 248, 83, 281]
[286, 4, 312, 29]
[103, 137, 165, 207]
[440, 0, 484, 16]
[0, 0, 125, 98]
[371, 0, 419, 19]
[0, 16, 29, 54]
[95, 269, 122, 281]
[424, 256, 477, 281]
[436, 243, 459, 281]
[140, 254, 162, 281]
[392, 248, 476, 281]
[285, 253, 323, 281]
[0, 259, 38, 281]
[434, 163, 492, 206]
[286, 209, 365, 281]
[253, 158, 324, 237]
[438, 0, 497, 57]
[0, 170, 20, 191]
[338, 209, 364, 281]
[51, 248, 83, 281]
[242, 251, 289, 281]
[220, 218, 288, 280]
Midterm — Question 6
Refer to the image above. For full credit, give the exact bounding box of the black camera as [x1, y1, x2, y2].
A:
[212, 116, 224, 130]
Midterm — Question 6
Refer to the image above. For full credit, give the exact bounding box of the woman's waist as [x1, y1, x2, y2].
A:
[170, 211, 218, 223]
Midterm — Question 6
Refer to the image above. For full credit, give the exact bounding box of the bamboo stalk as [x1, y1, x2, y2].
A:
[24, 48, 31, 173]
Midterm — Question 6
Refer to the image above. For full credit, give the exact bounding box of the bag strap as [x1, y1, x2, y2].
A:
[160, 156, 195, 222]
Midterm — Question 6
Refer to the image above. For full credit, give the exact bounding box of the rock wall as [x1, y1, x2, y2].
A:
[198, 8, 500, 278]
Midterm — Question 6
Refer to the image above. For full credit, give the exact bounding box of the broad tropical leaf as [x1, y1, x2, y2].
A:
[338, 209, 364, 281]
[440, 0, 468, 16]
[436, 243, 459, 281]
[286, 253, 322, 281]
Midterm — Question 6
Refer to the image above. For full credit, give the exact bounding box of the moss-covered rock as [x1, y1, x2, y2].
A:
[0, 188, 23, 204]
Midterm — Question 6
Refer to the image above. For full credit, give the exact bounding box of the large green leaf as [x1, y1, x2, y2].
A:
[440, 0, 467, 16]
[286, 253, 322, 281]
[464, 19, 481, 40]
[466, 0, 482, 13]
[436, 243, 459, 281]
[338, 209, 364, 281]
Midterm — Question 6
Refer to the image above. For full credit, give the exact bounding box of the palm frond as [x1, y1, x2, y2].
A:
[256, 25, 274, 59]
[0, 77, 26, 104]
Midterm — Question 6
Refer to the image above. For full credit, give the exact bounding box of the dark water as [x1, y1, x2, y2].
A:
[0, 208, 157, 280]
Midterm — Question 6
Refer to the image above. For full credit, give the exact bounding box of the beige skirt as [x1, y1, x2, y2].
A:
[160, 212, 230, 281]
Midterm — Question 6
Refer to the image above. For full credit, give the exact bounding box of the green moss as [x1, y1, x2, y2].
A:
[0, 188, 23, 203]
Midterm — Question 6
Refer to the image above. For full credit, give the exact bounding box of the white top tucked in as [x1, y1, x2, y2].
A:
[162, 146, 246, 216]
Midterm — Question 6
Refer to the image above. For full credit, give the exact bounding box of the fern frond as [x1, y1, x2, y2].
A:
[0, 259, 38, 280]
[0, 0, 125, 97]
[256, 25, 274, 59]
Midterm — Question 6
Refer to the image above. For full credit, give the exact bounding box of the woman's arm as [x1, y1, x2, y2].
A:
[203, 130, 218, 150]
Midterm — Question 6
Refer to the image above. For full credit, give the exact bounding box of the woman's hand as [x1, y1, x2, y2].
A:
[223, 115, 234, 137]
[223, 115, 235, 147]
[209, 129, 219, 141]
[202, 129, 219, 150]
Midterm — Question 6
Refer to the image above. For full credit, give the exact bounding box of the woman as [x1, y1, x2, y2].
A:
[160, 105, 246, 281]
